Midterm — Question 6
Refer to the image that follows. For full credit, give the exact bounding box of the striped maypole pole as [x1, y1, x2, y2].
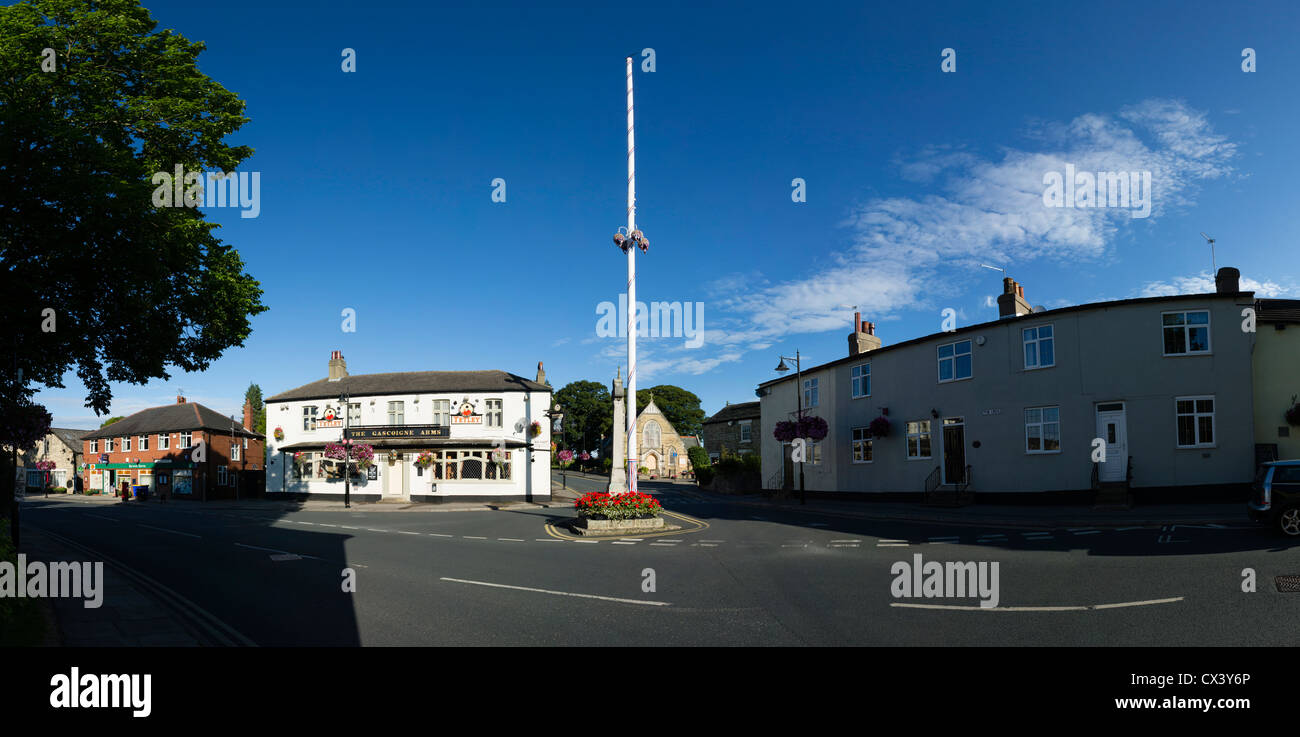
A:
[624, 55, 638, 495]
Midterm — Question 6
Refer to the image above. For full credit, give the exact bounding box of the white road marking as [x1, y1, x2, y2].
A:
[831, 539, 863, 543]
[781, 544, 807, 548]
[440, 577, 670, 606]
[570, 539, 599, 544]
[366, 529, 386, 533]
[693, 543, 718, 547]
[339, 526, 359, 530]
[612, 541, 639, 545]
[498, 538, 525, 542]
[891, 596, 1183, 612]
[1072, 530, 1101, 536]
[649, 542, 678, 547]
[877, 543, 909, 547]
[317, 523, 338, 528]
[535, 538, 565, 542]
[428, 533, 453, 537]
[269, 554, 302, 562]
[830, 544, 860, 548]
[463, 535, 487, 540]
[137, 523, 199, 539]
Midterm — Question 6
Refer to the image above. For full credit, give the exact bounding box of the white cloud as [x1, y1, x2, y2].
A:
[1136, 272, 1293, 298]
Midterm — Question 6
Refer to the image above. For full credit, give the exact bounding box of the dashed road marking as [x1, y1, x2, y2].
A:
[463, 536, 488, 540]
[440, 577, 670, 607]
[498, 538, 525, 542]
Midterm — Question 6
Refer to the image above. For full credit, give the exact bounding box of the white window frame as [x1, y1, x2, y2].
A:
[139, 435, 149, 451]
[303, 405, 318, 431]
[1162, 310, 1212, 356]
[806, 439, 822, 465]
[937, 340, 973, 383]
[1024, 406, 1061, 454]
[803, 377, 819, 408]
[231, 444, 240, 462]
[159, 434, 170, 450]
[1175, 395, 1216, 448]
[180, 431, 192, 448]
[431, 399, 450, 427]
[906, 420, 932, 459]
[89, 439, 98, 453]
[486, 398, 503, 428]
[346, 402, 361, 426]
[123, 436, 131, 452]
[851, 427, 873, 464]
[1023, 324, 1056, 370]
[217, 465, 227, 485]
[851, 363, 871, 398]
[388, 401, 405, 426]
[739, 420, 752, 444]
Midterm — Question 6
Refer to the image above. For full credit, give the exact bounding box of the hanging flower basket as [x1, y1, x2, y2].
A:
[35, 460, 56, 471]
[414, 451, 436, 469]
[1286, 404, 1300, 427]
[530, 421, 542, 438]
[773, 415, 829, 442]
[869, 415, 891, 437]
[273, 426, 284, 441]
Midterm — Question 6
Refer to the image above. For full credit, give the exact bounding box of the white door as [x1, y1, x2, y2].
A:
[1096, 403, 1127, 482]
[384, 455, 406, 497]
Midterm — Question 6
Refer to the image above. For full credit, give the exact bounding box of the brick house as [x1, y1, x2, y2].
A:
[701, 401, 761, 461]
[79, 396, 263, 500]
[18, 428, 90, 491]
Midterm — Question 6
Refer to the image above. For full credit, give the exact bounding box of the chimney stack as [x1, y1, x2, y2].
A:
[849, 313, 883, 356]
[1215, 266, 1240, 295]
[327, 350, 348, 382]
[536, 361, 548, 386]
[243, 398, 254, 430]
[997, 277, 1032, 319]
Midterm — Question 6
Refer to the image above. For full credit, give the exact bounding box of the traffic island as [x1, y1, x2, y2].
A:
[568, 490, 673, 536]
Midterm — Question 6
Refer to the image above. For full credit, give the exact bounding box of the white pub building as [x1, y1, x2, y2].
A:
[266, 351, 554, 502]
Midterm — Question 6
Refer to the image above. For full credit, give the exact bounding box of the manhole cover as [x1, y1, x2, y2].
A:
[1275, 576, 1300, 592]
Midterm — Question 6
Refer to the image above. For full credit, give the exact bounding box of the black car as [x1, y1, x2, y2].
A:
[1248, 460, 1300, 536]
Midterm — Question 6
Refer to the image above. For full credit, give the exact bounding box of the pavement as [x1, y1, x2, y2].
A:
[552, 471, 1247, 529]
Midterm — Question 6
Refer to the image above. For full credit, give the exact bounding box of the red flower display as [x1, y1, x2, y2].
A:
[574, 491, 662, 520]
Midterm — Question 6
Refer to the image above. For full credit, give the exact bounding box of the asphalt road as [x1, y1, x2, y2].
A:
[19, 480, 1300, 646]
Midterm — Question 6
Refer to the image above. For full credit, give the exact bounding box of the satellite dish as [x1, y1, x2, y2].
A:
[1031, 305, 1046, 313]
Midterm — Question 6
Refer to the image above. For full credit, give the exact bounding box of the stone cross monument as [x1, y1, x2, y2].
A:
[606, 368, 629, 494]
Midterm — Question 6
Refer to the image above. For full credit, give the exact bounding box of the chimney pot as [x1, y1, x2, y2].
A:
[176, 395, 186, 404]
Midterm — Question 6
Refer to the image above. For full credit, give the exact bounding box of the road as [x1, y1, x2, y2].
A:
[20, 478, 1300, 646]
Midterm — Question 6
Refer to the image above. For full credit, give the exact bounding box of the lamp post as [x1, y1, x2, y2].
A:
[340, 392, 351, 509]
[545, 403, 565, 490]
[774, 350, 805, 505]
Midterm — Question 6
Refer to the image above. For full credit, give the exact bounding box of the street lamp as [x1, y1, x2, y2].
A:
[340, 392, 351, 509]
[775, 350, 806, 505]
[544, 403, 565, 490]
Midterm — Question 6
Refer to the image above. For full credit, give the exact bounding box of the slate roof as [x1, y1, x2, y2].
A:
[50, 428, 91, 452]
[759, 290, 1256, 389]
[82, 403, 259, 440]
[267, 370, 550, 402]
[1257, 298, 1300, 324]
[704, 401, 760, 425]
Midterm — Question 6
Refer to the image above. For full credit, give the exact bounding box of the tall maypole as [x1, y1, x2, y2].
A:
[612, 55, 648, 494]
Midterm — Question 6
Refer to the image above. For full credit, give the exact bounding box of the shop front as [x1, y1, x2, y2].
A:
[87, 460, 194, 497]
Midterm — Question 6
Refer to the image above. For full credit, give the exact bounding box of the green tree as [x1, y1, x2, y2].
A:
[244, 383, 266, 435]
[98, 416, 125, 428]
[552, 380, 611, 452]
[635, 385, 706, 438]
[0, 0, 266, 419]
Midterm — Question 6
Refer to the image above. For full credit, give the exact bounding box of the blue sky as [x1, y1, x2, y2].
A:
[37, 0, 1300, 434]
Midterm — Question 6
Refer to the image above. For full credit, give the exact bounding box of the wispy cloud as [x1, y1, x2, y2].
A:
[1136, 272, 1294, 298]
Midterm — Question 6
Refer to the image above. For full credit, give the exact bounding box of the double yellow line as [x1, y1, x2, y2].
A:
[544, 509, 708, 541]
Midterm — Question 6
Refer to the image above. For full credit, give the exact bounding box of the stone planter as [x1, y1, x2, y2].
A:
[571, 516, 667, 535]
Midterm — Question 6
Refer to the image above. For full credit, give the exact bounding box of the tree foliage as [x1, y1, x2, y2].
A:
[552, 380, 611, 451]
[244, 383, 265, 434]
[635, 385, 706, 438]
[0, 0, 266, 416]
[98, 416, 125, 428]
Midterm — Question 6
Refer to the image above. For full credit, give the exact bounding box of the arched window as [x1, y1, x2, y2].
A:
[643, 420, 662, 449]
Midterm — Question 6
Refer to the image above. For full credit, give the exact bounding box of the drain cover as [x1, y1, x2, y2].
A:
[1275, 576, 1300, 592]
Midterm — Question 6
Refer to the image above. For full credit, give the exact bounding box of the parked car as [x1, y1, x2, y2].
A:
[1248, 460, 1300, 536]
